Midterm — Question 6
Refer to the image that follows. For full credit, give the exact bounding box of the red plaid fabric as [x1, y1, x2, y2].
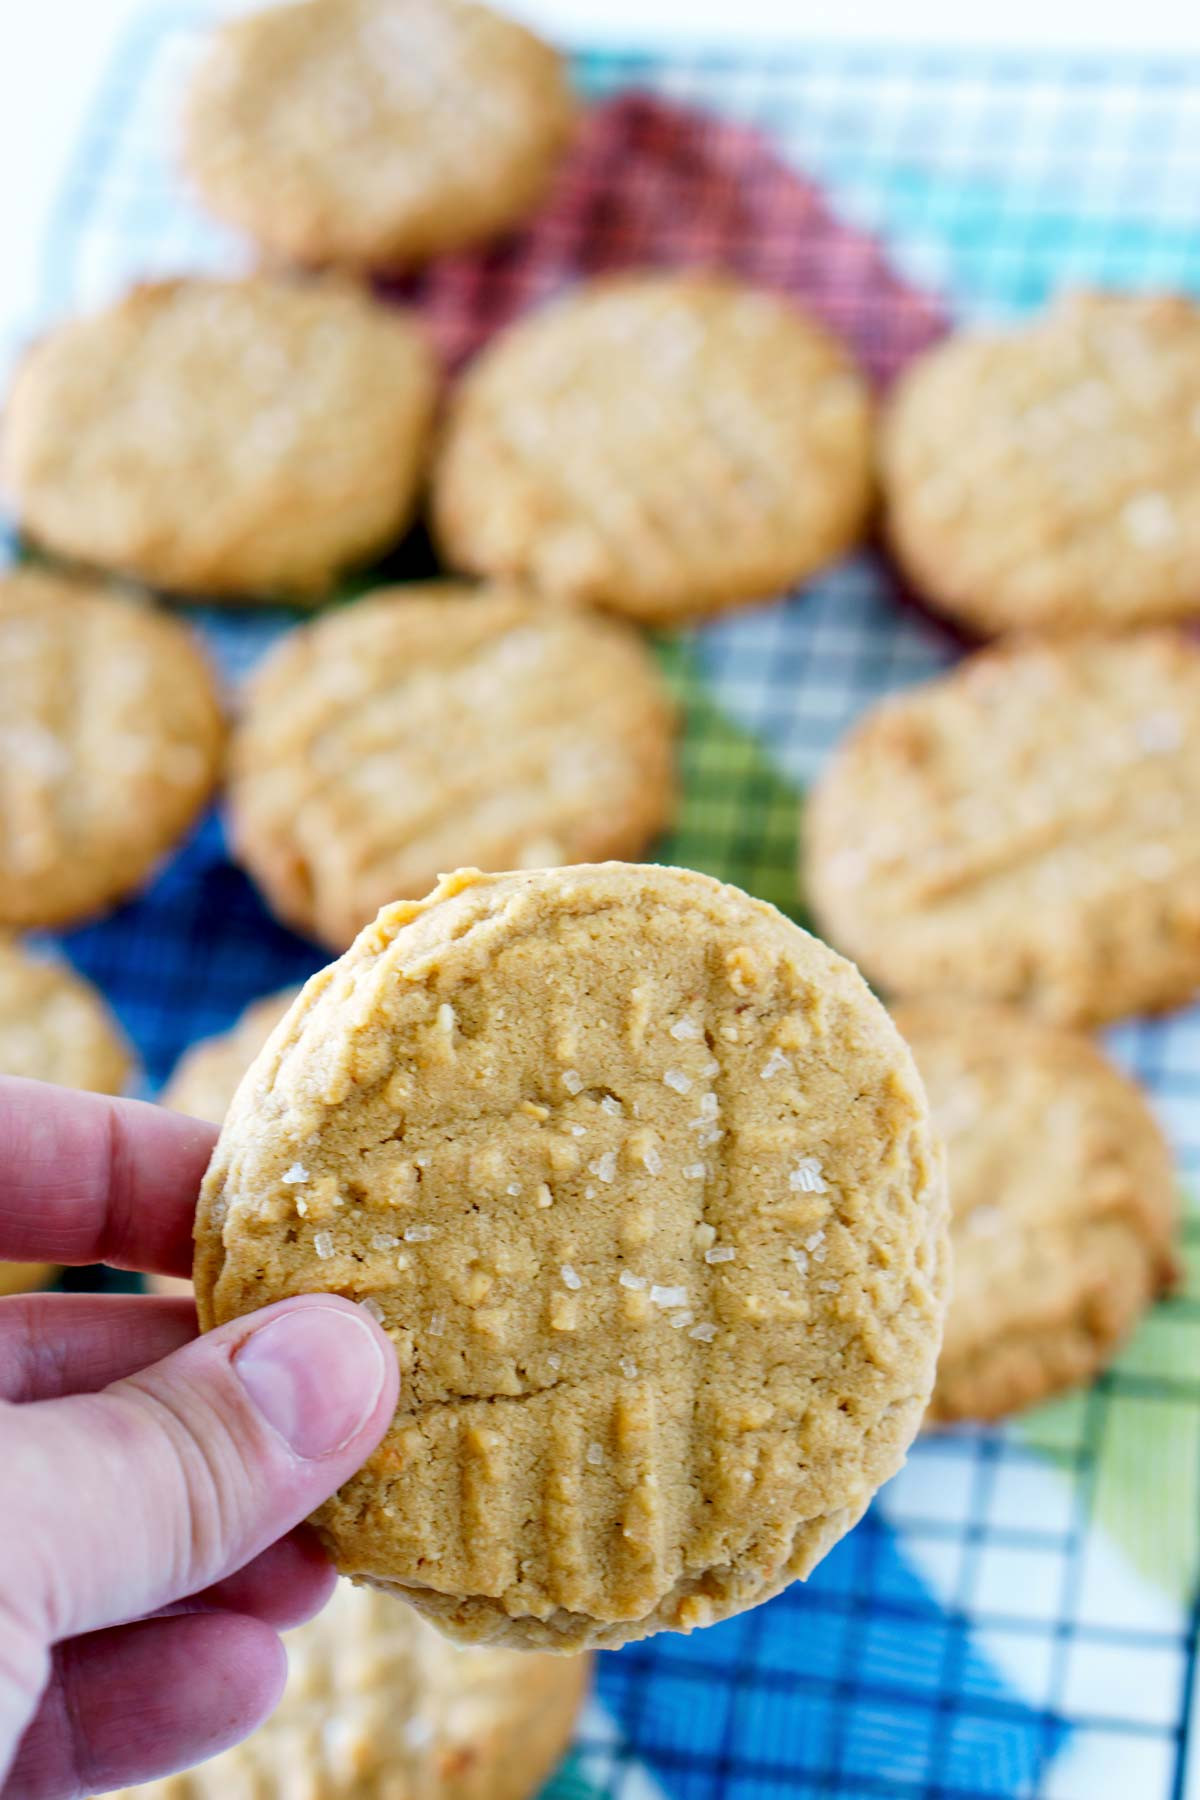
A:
[389, 92, 949, 383]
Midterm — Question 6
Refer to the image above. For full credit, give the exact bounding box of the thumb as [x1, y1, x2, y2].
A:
[0, 1295, 398, 1647]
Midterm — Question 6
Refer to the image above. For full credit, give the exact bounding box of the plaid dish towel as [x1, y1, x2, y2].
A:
[22, 13, 1200, 1794]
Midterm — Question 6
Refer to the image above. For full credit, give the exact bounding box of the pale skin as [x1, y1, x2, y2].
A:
[0, 1077, 400, 1798]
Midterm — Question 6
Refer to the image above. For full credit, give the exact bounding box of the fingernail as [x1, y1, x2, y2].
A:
[234, 1305, 389, 1459]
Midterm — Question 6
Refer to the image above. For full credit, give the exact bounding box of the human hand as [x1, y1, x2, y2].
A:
[0, 1077, 399, 1798]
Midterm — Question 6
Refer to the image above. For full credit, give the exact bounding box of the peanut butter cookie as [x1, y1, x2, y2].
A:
[196, 864, 947, 1649]
[882, 292, 1200, 634]
[896, 1000, 1176, 1423]
[433, 273, 873, 623]
[229, 583, 676, 949]
[183, 0, 574, 269]
[0, 570, 223, 928]
[2, 277, 438, 599]
[807, 631, 1200, 1027]
[112, 1577, 589, 1796]
[163, 989, 302, 1125]
[0, 936, 130, 1096]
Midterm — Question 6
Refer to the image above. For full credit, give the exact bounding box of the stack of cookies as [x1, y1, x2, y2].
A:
[0, 0, 1192, 1785]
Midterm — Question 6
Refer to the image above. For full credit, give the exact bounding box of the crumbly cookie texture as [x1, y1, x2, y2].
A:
[110, 1578, 589, 1797]
[1, 276, 438, 599]
[163, 989, 302, 1125]
[806, 631, 1200, 1028]
[0, 936, 131, 1095]
[882, 291, 1200, 634]
[0, 570, 223, 928]
[433, 273, 874, 623]
[229, 583, 676, 951]
[196, 864, 947, 1650]
[183, 0, 574, 269]
[896, 1000, 1176, 1424]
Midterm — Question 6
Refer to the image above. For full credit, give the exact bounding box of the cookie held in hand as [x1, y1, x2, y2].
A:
[196, 863, 947, 1649]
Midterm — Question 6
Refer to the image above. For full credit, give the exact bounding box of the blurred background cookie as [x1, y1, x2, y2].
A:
[0, 935, 130, 1095]
[183, 0, 574, 269]
[229, 583, 676, 949]
[0, 571, 222, 928]
[162, 988, 301, 1125]
[1, 277, 438, 599]
[112, 1577, 590, 1797]
[150, 989, 302, 1297]
[882, 292, 1200, 634]
[433, 272, 873, 622]
[806, 631, 1200, 1027]
[896, 1000, 1176, 1423]
[0, 935, 132, 1297]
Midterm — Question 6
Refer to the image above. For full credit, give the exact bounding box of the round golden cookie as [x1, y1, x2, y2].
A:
[895, 1001, 1176, 1423]
[163, 988, 302, 1125]
[196, 863, 948, 1650]
[228, 583, 676, 950]
[882, 292, 1200, 634]
[183, 0, 574, 270]
[2, 277, 438, 599]
[806, 631, 1200, 1029]
[0, 571, 223, 928]
[112, 1577, 590, 1798]
[433, 273, 874, 623]
[0, 936, 131, 1094]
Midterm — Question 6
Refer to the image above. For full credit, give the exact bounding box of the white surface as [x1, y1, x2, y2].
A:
[1, 0, 1199, 348]
[513, 0, 1200, 47]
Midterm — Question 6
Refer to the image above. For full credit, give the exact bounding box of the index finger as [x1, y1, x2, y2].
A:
[0, 1078, 216, 1275]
